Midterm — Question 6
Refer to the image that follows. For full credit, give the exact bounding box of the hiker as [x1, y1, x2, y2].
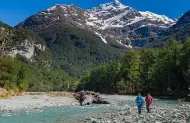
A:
[145, 93, 153, 113]
[136, 93, 144, 115]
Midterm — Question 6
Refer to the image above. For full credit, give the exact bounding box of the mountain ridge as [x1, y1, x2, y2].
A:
[16, 0, 176, 47]
[146, 10, 190, 47]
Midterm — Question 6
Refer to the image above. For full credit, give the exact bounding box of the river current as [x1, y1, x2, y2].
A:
[0, 95, 182, 123]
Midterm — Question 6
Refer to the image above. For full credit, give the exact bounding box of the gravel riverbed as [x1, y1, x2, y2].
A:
[90, 104, 190, 123]
[0, 95, 77, 112]
[82, 95, 190, 123]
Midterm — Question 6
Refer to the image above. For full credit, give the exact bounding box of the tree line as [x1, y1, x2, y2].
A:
[0, 57, 78, 93]
[78, 39, 190, 98]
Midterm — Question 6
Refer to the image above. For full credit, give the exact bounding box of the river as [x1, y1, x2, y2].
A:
[0, 95, 188, 123]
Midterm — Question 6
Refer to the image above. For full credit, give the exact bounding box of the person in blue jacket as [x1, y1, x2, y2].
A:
[136, 93, 144, 115]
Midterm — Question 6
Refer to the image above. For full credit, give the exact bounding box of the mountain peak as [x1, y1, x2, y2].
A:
[112, 0, 126, 8]
[46, 4, 73, 12]
[176, 10, 190, 26]
[94, 0, 127, 11]
[113, 0, 122, 6]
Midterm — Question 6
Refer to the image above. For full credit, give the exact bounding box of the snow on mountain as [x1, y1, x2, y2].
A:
[99, 11, 131, 30]
[32, 4, 89, 29]
[47, 5, 57, 12]
[140, 11, 175, 25]
[86, 1, 141, 30]
[41, 4, 81, 18]
[46, 4, 72, 12]
[126, 16, 144, 26]
[37, 0, 175, 32]
[84, 0, 176, 46]
[116, 39, 133, 48]
[94, 32, 108, 44]
[17, 0, 176, 47]
[86, 0, 175, 31]
[89, 0, 135, 20]
[98, 0, 128, 11]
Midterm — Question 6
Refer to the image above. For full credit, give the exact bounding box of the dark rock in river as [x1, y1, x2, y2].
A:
[74, 91, 109, 106]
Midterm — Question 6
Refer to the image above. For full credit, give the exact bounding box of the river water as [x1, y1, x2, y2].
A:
[0, 95, 184, 123]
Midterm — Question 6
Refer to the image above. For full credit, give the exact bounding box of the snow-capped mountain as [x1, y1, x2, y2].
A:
[19, 4, 89, 29]
[17, 0, 176, 47]
[87, 0, 175, 30]
[85, 0, 175, 47]
[145, 10, 190, 47]
[140, 11, 175, 25]
[87, 1, 142, 30]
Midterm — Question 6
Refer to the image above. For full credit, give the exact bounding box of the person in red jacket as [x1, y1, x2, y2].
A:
[145, 93, 153, 113]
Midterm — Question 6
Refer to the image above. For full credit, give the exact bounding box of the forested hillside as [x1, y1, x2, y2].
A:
[0, 21, 77, 93]
[78, 40, 190, 98]
[38, 24, 123, 77]
[17, 23, 124, 77]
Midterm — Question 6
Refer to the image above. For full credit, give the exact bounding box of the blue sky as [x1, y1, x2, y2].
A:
[0, 0, 189, 26]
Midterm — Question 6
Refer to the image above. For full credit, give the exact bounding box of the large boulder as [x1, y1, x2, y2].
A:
[74, 91, 109, 106]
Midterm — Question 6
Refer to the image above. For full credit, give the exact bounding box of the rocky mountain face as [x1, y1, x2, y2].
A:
[167, 11, 190, 35]
[17, 4, 89, 30]
[175, 11, 190, 27]
[146, 10, 190, 47]
[86, 0, 175, 47]
[16, 0, 175, 48]
[0, 21, 51, 66]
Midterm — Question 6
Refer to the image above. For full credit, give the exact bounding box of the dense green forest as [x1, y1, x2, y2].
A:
[78, 39, 190, 98]
[0, 57, 78, 92]
[33, 24, 123, 77]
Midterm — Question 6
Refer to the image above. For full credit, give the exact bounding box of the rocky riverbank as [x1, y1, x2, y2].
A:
[0, 94, 77, 112]
[90, 102, 190, 123]
[0, 94, 190, 123]
[1, 93, 190, 123]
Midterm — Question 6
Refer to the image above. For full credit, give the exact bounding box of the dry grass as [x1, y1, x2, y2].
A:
[0, 88, 26, 99]
[0, 92, 12, 99]
[0, 94, 11, 99]
[0, 89, 75, 99]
